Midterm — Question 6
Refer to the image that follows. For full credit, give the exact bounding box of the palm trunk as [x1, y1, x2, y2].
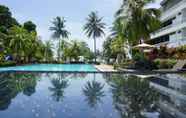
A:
[58, 39, 60, 62]
[94, 37, 96, 63]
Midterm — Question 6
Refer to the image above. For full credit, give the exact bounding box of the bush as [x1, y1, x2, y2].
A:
[0, 61, 16, 67]
[132, 59, 157, 70]
[158, 45, 168, 58]
[174, 45, 186, 59]
[113, 60, 134, 69]
[154, 59, 177, 69]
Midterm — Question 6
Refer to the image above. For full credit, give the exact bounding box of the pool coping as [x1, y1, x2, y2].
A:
[0, 63, 186, 74]
[0, 64, 100, 73]
[0, 69, 186, 74]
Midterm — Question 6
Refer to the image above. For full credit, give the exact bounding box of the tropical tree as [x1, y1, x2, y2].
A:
[23, 21, 36, 33]
[103, 37, 116, 63]
[82, 79, 105, 108]
[69, 40, 81, 61]
[0, 5, 19, 34]
[115, 0, 161, 45]
[33, 37, 45, 61]
[49, 16, 70, 61]
[61, 40, 94, 62]
[83, 11, 106, 62]
[8, 26, 30, 62]
[0, 5, 48, 63]
[24, 31, 38, 62]
[7, 26, 45, 63]
[43, 40, 54, 62]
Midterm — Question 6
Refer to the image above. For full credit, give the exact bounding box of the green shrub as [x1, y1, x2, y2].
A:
[132, 58, 157, 70]
[113, 60, 134, 69]
[0, 61, 16, 67]
[154, 59, 177, 69]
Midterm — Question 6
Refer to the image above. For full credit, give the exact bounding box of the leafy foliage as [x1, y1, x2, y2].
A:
[0, 5, 19, 34]
[62, 40, 94, 62]
[0, 5, 54, 64]
[23, 21, 36, 32]
[154, 59, 177, 69]
[115, 0, 161, 44]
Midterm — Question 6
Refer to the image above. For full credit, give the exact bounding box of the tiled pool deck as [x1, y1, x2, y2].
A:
[94, 64, 116, 72]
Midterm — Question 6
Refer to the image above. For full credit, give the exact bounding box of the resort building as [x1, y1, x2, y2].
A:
[149, 0, 186, 47]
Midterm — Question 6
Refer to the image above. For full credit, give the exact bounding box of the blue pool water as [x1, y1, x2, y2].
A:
[0, 64, 98, 72]
[0, 72, 185, 118]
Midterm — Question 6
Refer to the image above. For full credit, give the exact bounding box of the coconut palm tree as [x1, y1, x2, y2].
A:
[49, 16, 70, 61]
[115, 0, 161, 44]
[83, 12, 106, 62]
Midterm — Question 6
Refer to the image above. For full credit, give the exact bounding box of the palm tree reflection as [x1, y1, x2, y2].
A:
[49, 73, 69, 102]
[83, 79, 105, 108]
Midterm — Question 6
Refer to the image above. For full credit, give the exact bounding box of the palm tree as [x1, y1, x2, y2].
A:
[83, 12, 106, 62]
[8, 26, 30, 62]
[82, 80, 105, 108]
[115, 0, 161, 44]
[49, 16, 70, 61]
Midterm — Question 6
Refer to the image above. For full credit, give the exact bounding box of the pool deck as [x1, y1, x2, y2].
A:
[94, 64, 116, 72]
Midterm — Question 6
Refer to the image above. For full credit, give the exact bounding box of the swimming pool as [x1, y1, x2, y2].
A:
[0, 72, 185, 118]
[0, 64, 98, 72]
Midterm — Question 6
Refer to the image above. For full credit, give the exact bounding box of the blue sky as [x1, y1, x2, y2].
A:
[1, 0, 162, 50]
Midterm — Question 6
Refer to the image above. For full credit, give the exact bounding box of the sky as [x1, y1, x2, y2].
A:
[0, 0, 162, 51]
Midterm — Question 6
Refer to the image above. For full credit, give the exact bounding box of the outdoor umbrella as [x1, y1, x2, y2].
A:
[133, 43, 155, 49]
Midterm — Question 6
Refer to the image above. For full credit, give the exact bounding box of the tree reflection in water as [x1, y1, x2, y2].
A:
[107, 74, 159, 118]
[49, 73, 69, 102]
[69, 73, 88, 79]
[0, 72, 39, 110]
[83, 74, 105, 108]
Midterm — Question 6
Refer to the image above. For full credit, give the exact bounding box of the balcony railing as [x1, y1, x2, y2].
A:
[152, 19, 186, 35]
[161, 0, 186, 19]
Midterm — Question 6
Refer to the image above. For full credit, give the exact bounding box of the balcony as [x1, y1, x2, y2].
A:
[151, 19, 186, 39]
[160, 0, 186, 21]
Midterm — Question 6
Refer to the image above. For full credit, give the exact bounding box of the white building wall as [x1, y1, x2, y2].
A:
[183, 28, 186, 38]
[150, 0, 186, 47]
[160, 0, 186, 21]
[182, 8, 186, 20]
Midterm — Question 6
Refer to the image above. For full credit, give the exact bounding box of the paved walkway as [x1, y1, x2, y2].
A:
[94, 64, 116, 72]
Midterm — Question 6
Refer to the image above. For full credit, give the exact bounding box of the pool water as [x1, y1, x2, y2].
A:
[0, 64, 98, 72]
[0, 73, 185, 118]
